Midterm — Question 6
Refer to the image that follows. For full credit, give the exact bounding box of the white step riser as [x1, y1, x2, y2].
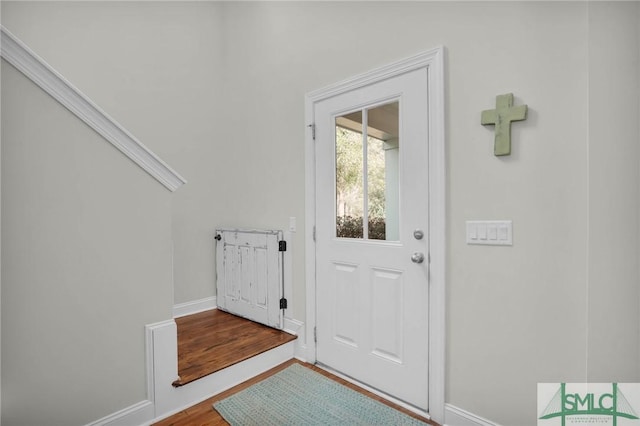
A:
[147, 319, 296, 423]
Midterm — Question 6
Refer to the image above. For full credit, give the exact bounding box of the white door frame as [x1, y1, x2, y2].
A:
[304, 47, 446, 424]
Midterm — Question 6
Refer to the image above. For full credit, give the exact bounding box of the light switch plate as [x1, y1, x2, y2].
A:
[466, 220, 512, 246]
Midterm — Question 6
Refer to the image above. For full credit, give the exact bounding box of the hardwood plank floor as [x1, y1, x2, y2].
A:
[153, 359, 440, 426]
[172, 309, 297, 386]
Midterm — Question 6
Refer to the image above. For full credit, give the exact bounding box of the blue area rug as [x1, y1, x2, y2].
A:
[213, 363, 428, 425]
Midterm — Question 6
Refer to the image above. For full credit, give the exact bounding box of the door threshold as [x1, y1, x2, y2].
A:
[314, 362, 430, 420]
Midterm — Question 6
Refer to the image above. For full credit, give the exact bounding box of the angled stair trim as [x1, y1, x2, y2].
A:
[0, 26, 187, 192]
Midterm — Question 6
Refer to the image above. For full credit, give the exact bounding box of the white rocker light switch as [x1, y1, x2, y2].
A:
[466, 220, 512, 246]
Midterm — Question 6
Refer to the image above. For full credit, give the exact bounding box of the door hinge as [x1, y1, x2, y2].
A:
[308, 123, 316, 141]
[279, 240, 287, 252]
[314, 326, 317, 343]
[280, 298, 288, 309]
[313, 226, 316, 242]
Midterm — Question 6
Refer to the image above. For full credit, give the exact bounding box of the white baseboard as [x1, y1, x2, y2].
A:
[444, 404, 500, 426]
[283, 317, 311, 361]
[85, 400, 154, 426]
[172, 296, 217, 318]
[283, 316, 303, 336]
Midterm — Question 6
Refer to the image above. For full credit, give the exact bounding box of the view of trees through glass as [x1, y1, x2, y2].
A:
[335, 126, 387, 240]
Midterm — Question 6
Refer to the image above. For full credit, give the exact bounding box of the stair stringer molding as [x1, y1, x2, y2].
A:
[0, 26, 186, 192]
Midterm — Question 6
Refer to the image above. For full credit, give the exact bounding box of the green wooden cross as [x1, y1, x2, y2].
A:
[481, 93, 528, 156]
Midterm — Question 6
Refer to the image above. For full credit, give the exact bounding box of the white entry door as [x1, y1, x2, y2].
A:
[314, 67, 430, 411]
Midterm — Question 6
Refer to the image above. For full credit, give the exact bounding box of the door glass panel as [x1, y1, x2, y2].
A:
[367, 102, 399, 240]
[367, 135, 387, 240]
[336, 111, 364, 238]
[335, 101, 399, 241]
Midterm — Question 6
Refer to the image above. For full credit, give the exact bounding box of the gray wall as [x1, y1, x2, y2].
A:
[0, 3, 3, 419]
[587, 1, 640, 383]
[1, 2, 221, 424]
[218, 2, 640, 422]
[0, 1, 224, 306]
[1, 60, 174, 425]
[1, 2, 639, 425]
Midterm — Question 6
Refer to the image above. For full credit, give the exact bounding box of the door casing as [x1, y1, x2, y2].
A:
[304, 47, 446, 423]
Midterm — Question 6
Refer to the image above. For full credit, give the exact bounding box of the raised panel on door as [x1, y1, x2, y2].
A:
[332, 261, 360, 348]
[370, 267, 404, 364]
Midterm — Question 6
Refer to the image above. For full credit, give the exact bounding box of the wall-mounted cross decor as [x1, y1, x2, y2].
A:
[481, 93, 528, 156]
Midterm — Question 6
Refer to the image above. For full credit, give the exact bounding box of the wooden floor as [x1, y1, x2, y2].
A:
[153, 358, 439, 426]
[172, 309, 297, 386]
